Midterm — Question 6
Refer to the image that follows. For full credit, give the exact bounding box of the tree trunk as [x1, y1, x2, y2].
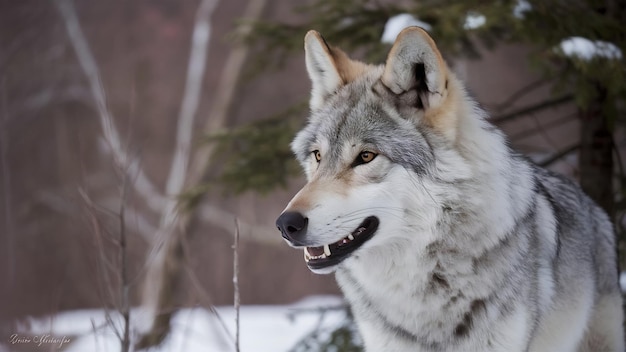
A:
[137, 0, 268, 348]
[578, 85, 614, 218]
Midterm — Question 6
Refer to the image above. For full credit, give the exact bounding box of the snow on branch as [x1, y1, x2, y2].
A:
[381, 14, 432, 44]
[556, 37, 623, 61]
[463, 12, 486, 30]
[513, 0, 532, 19]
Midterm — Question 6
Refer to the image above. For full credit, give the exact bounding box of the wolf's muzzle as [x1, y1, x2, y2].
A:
[276, 211, 308, 244]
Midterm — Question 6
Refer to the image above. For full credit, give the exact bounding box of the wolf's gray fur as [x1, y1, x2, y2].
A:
[276, 27, 624, 351]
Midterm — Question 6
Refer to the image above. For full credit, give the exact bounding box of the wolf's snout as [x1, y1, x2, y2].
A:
[276, 211, 308, 243]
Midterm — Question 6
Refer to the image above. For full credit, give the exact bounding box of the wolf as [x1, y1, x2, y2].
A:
[275, 27, 624, 351]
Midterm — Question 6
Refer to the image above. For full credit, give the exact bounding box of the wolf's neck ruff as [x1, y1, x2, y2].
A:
[275, 27, 624, 352]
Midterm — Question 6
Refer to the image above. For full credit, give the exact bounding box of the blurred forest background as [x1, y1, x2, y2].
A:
[1, 0, 337, 343]
[1, 0, 625, 350]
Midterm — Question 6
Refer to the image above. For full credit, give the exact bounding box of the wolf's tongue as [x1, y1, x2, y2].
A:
[307, 246, 325, 256]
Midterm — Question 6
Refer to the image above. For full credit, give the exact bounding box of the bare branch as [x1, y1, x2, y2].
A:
[510, 113, 576, 142]
[538, 144, 580, 167]
[5, 86, 92, 127]
[488, 78, 550, 113]
[490, 95, 574, 124]
[160, 0, 219, 227]
[36, 188, 156, 242]
[188, 0, 268, 185]
[198, 203, 282, 246]
[54, 0, 164, 210]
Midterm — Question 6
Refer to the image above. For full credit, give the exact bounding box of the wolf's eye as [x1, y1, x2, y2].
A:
[312, 150, 321, 162]
[360, 151, 377, 163]
[353, 151, 377, 166]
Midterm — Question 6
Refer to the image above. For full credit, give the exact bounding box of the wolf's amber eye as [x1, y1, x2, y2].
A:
[312, 150, 321, 162]
[359, 151, 377, 163]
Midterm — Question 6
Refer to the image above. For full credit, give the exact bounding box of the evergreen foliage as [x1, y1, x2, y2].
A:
[203, 102, 306, 195]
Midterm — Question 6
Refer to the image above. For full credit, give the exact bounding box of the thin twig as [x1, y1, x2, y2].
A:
[90, 318, 101, 352]
[184, 265, 234, 345]
[198, 202, 282, 246]
[119, 175, 131, 352]
[79, 189, 117, 306]
[233, 218, 241, 352]
[488, 78, 550, 112]
[510, 113, 576, 142]
[7, 86, 92, 124]
[177, 225, 234, 348]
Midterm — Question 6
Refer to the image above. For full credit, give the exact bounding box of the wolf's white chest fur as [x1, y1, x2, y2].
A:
[337, 245, 532, 352]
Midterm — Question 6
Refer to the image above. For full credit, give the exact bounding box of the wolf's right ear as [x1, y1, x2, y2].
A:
[381, 27, 448, 109]
[304, 30, 368, 110]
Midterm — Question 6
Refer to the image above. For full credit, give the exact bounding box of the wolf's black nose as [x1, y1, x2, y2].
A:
[276, 211, 308, 242]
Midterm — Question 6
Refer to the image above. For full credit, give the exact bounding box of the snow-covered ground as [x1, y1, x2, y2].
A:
[8, 296, 348, 352]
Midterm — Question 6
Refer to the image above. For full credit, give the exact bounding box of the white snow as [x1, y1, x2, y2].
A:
[620, 272, 626, 293]
[557, 37, 623, 61]
[513, 0, 532, 19]
[381, 13, 432, 44]
[13, 295, 348, 352]
[463, 12, 486, 30]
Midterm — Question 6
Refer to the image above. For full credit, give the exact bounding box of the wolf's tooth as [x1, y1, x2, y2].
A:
[323, 244, 331, 256]
[348, 234, 355, 241]
[304, 248, 311, 262]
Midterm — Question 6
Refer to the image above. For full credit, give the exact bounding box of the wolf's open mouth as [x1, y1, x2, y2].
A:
[304, 216, 379, 270]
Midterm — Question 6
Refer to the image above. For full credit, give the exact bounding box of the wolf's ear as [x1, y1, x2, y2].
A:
[305, 30, 368, 110]
[382, 27, 454, 133]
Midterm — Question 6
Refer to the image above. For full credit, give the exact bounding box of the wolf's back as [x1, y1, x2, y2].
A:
[524, 166, 623, 351]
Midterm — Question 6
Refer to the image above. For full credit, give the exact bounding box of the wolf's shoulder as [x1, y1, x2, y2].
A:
[531, 163, 593, 209]
[527, 161, 611, 237]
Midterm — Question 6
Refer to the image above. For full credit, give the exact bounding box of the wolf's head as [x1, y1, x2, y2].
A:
[276, 27, 474, 274]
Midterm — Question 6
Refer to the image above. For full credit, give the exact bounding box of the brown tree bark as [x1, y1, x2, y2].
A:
[578, 85, 614, 218]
